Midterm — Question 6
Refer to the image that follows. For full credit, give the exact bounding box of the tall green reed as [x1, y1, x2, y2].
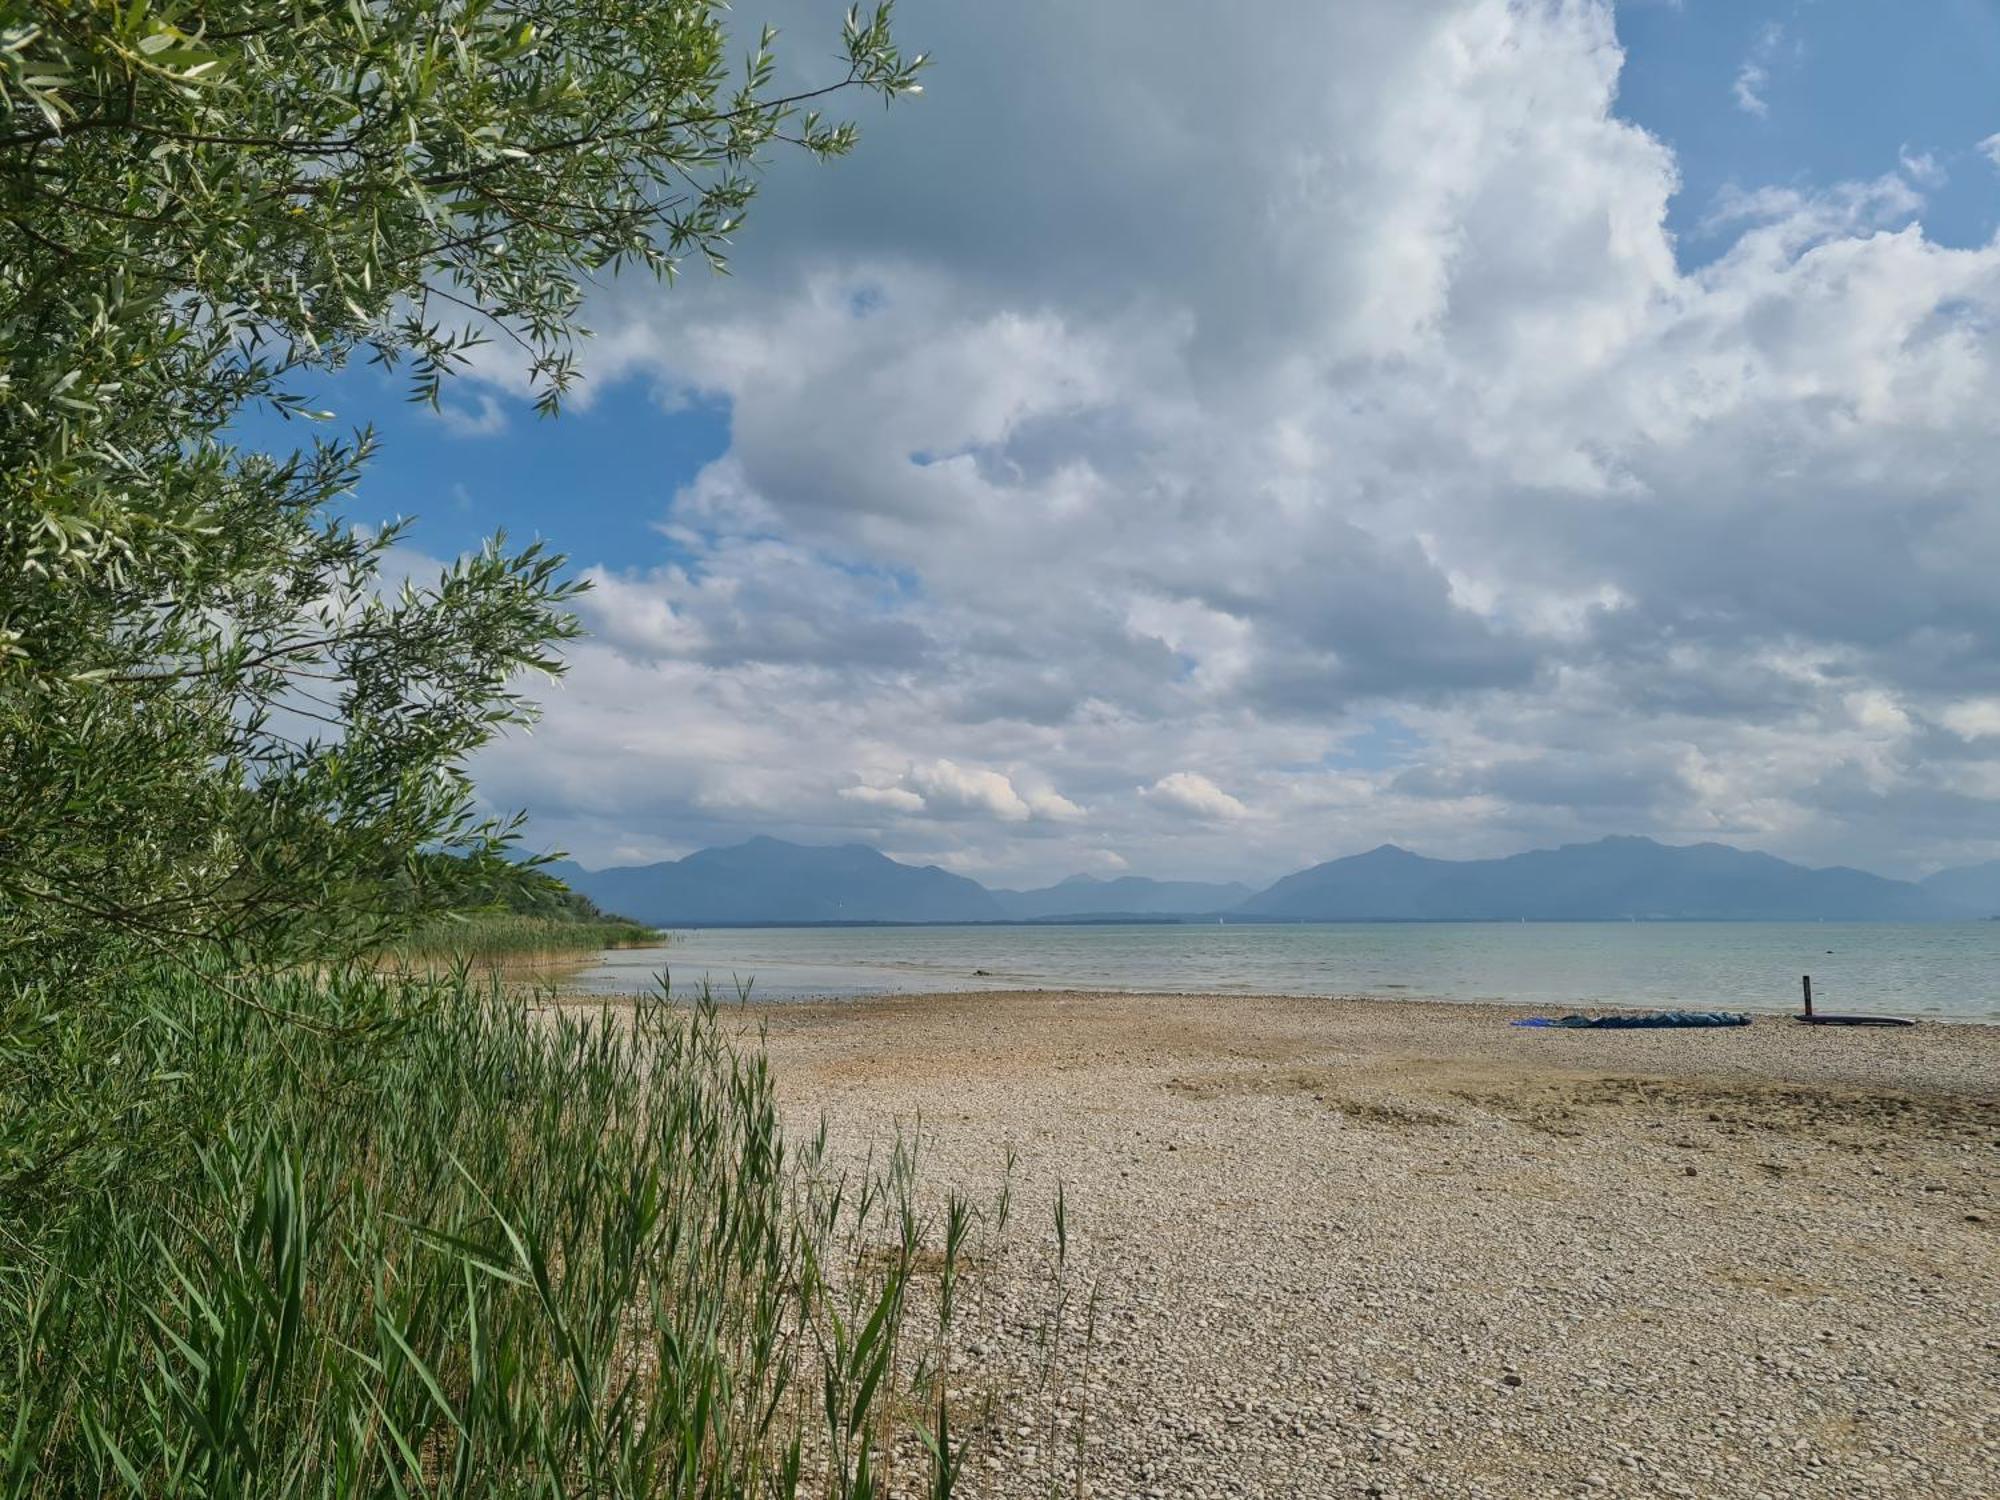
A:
[379, 913, 657, 964]
[0, 966, 1005, 1497]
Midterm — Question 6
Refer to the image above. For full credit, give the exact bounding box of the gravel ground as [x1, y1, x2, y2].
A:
[735, 990, 1999, 1500]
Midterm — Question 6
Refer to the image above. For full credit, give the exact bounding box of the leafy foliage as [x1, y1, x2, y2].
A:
[0, 0, 923, 975]
[0, 11, 977, 1492]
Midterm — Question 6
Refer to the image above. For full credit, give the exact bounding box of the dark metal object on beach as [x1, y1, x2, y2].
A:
[1795, 973, 1916, 1027]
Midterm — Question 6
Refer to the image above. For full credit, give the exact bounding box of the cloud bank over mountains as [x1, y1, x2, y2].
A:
[466, 0, 2000, 885]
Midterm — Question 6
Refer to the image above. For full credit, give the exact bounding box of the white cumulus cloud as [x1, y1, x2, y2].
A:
[1142, 773, 1250, 822]
[834, 760, 1083, 826]
[1940, 700, 2000, 741]
[839, 784, 927, 814]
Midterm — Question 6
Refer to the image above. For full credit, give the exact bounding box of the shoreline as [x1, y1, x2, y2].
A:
[726, 989, 1994, 1498]
[739, 987, 2000, 1097]
[570, 921, 2000, 1025]
[568, 974, 2000, 1029]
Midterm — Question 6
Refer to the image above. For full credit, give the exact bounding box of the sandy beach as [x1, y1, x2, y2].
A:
[726, 990, 1999, 1499]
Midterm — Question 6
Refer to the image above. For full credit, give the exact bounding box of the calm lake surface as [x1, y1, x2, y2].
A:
[573, 921, 2000, 1022]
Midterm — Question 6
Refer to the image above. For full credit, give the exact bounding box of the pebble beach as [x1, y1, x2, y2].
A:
[744, 990, 1999, 1500]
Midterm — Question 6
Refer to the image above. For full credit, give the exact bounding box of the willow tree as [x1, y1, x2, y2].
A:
[0, 2, 921, 976]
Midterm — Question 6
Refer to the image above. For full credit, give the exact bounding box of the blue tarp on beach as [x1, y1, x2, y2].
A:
[1511, 1010, 1752, 1029]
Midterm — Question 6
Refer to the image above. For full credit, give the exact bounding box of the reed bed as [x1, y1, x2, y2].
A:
[0, 965, 1033, 1497]
[382, 912, 659, 961]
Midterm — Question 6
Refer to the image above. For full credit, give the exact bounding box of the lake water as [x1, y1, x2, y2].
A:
[573, 921, 2000, 1022]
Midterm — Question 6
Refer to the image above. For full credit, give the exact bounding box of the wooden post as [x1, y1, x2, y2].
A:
[1802, 974, 1813, 1018]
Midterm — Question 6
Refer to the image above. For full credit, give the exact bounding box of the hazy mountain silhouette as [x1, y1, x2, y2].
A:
[545, 837, 1002, 925]
[1236, 836, 1953, 922]
[547, 833, 1972, 926]
[1921, 859, 2000, 917]
[990, 874, 1254, 920]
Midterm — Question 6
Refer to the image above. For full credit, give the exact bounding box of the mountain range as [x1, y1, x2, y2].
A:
[1918, 859, 2000, 916]
[989, 874, 1255, 920]
[546, 834, 2000, 927]
[1237, 837, 1949, 922]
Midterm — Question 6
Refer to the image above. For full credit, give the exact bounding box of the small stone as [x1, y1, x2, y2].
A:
[1502, 1373, 1525, 1388]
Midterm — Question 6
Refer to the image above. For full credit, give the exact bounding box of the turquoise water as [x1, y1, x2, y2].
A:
[574, 921, 2000, 1022]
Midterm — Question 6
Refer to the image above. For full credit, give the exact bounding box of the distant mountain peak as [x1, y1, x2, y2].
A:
[1238, 834, 1954, 922]
[555, 837, 1002, 925]
[1921, 857, 2000, 917]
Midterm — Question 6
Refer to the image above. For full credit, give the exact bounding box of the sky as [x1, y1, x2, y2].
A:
[280, 0, 2000, 886]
